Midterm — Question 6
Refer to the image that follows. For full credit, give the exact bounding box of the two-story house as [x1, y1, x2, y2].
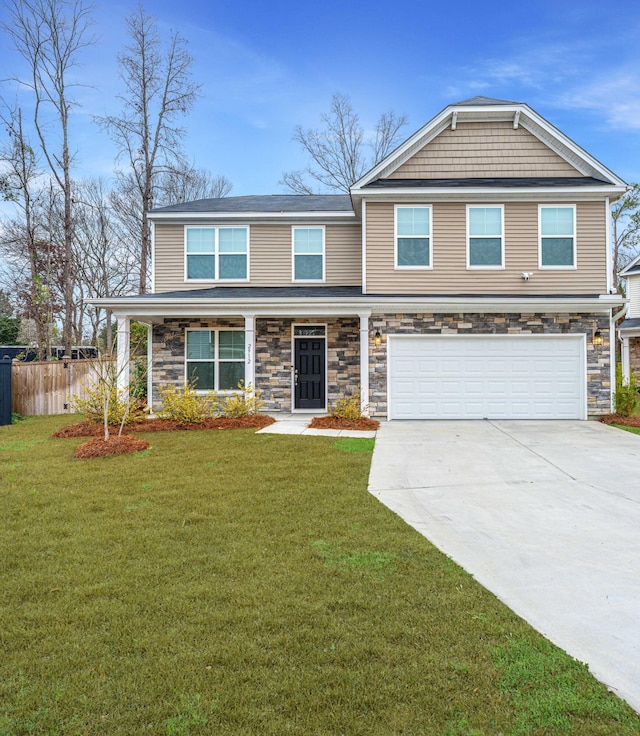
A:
[619, 255, 640, 382]
[95, 97, 628, 420]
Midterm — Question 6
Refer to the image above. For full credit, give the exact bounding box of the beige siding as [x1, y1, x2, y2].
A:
[366, 201, 608, 295]
[628, 275, 640, 318]
[153, 222, 362, 292]
[388, 121, 582, 179]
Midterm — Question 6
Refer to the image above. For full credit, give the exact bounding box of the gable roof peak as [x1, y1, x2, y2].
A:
[451, 95, 523, 107]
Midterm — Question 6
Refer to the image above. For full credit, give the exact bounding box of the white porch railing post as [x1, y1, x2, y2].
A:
[359, 313, 370, 416]
[116, 315, 131, 396]
[244, 314, 256, 388]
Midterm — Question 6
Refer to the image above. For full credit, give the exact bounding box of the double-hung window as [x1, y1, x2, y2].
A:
[185, 329, 245, 391]
[539, 206, 576, 268]
[185, 226, 248, 281]
[467, 206, 504, 268]
[292, 227, 324, 281]
[395, 206, 432, 268]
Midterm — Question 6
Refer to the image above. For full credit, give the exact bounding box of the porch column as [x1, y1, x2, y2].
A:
[244, 314, 256, 388]
[359, 313, 370, 416]
[116, 314, 130, 396]
[621, 334, 631, 382]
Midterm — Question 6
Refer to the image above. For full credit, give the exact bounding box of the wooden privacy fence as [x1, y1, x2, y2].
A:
[11, 358, 116, 416]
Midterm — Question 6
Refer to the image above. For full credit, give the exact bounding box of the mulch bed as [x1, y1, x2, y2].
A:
[309, 416, 380, 431]
[599, 414, 640, 427]
[130, 415, 275, 432]
[54, 414, 276, 444]
[75, 435, 151, 459]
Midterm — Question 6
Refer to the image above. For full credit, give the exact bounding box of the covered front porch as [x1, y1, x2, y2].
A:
[109, 293, 374, 415]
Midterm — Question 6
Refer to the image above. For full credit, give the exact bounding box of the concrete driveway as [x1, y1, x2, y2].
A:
[368, 420, 640, 712]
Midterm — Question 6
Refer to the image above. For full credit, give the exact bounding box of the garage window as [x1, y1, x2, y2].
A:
[467, 206, 504, 268]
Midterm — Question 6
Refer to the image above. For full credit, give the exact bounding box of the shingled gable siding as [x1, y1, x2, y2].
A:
[365, 200, 607, 294]
[151, 317, 360, 412]
[388, 121, 582, 179]
[367, 313, 611, 418]
[153, 222, 362, 293]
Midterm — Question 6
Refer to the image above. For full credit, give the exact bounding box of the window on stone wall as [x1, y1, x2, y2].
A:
[185, 329, 245, 390]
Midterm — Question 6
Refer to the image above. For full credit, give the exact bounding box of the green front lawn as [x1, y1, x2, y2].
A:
[1, 415, 639, 735]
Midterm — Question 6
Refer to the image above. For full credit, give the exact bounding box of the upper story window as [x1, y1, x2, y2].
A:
[185, 226, 248, 281]
[539, 206, 576, 268]
[185, 329, 245, 391]
[292, 227, 325, 281]
[395, 206, 432, 269]
[467, 206, 504, 268]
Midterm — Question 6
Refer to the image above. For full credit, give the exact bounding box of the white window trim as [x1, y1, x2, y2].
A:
[538, 204, 577, 270]
[394, 204, 433, 270]
[466, 204, 505, 270]
[185, 327, 246, 393]
[291, 226, 326, 283]
[184, 225, 250, 283]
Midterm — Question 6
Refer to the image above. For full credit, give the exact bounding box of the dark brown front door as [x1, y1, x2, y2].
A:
[294, 337, 326, 409]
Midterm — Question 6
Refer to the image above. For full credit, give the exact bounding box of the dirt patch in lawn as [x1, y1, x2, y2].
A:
[599, 414, 640, 427]
[75, 435, 151, 459]
[309, 416, 380, 431]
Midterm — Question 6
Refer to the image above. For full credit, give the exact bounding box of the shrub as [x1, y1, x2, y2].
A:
[218, 381, 265, 418]
[329, 392, 365, 420]
[71, 381, 143, 427]
[157, 382, 218, 425]
[614, 364, 638, 417]
[130, 358, 147, 401]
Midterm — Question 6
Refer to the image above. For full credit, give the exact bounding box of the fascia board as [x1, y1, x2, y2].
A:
[620, 255, 640, 277]
[94, 294, 625, 317]
[357, 185, 626, 201]
[147, 211, 357, 222]
[517, 106, 627, 187]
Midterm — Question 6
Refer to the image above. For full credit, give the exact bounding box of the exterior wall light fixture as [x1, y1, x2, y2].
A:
[374, 330, 382, 347]
[593, 329, 604, 346]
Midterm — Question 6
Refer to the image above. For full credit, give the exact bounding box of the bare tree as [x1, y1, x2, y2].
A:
[0, 103, 54, 358]
[72, 178, 138, 346]
[156, 163, 232, 206]
[612, 184, 640, 292]
[280, 93, 408, 194]
[2, 0, 94, 356]
[96, 4, 199, 293]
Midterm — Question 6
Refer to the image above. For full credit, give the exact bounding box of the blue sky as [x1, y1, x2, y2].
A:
[2, 0, 640, 195]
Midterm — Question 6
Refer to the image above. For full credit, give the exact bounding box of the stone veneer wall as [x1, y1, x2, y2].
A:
[255, 317, 360, 411]
[630, 337, 640, 379]
[151, 318, 243, 409]
[151, 317, 360, 412]
[368, 313, 611, 418]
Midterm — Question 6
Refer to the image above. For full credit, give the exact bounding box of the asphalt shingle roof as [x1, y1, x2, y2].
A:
[150, 194, 353, 214]
[620, 318, 640, 330]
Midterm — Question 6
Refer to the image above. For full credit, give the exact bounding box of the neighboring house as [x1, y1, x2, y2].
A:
[93, 96, 628, 420]
[619, 255, 640, 381]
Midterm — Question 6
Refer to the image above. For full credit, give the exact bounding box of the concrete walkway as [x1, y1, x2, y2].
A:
[368, 419, 640, 712]
[257, 413, 377, 438]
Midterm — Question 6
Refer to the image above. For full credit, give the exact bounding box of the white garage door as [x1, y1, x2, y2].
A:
[388, 335, 586, 420]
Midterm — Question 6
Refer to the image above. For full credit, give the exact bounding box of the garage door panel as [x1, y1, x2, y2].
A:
[389, 336, 585, 419]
